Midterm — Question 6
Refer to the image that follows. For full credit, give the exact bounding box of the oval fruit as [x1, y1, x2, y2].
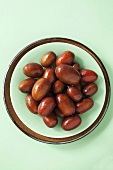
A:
[52, 80, 65, 94]
[61, 115, 82, 131]
[23, 63, 43, 78]
[42, 68, 56, 84]
[54, 108, 65, 118]
[76, 98, 94, 114]
[73, 63, 80, 71]
[83, 83, 98, 96]
[55, 64, 81, 85]
[41, 51, 56, 67]
[32, 78, 51, 101]
[80, 69, 98, 83]
[18, 78, 36, 93]
[66, 86, 83, 102]
[56, 94, 75, 116]
[26, 94, 39, 113]
[38, 97, 56, 116]
[43, 112, 58, 128]
[56, 51, 74, 66]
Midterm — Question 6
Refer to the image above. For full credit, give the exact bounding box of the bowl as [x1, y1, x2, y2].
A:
[4, 37, 110, 144]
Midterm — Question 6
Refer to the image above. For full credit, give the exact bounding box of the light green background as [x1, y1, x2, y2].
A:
[0, 0, 113, 170]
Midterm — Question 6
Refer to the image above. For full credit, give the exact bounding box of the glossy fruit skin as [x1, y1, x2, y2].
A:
[23, 63, 43, 78]
[26, 94, 38, 113]
[56, 51, 74, 66]
[32, 78, 51, 101]
[80, 69, 98, 83]
[76, 98, 94, 114]
[83, 83, 98, 96]
[18, 78, 36, 93]
[55, 64, 81, 85]
[43, 112, 58, 128]
[73, 63, 80, 71]
[52, 80, 65, 94]
[41, 51, 56, 67]
[61, 115, 82, 131]
[66, 86, 83, 102]
[56, 94, 75, 116]
[38, 97, 56, 116]
[54, 108, 65, 118]
[42, 68, 56, 84]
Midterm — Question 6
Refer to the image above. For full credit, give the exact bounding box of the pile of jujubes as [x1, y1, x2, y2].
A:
[18, 51, 98, 131]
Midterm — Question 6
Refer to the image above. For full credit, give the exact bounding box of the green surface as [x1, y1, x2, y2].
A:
[0, 0, 113, 170]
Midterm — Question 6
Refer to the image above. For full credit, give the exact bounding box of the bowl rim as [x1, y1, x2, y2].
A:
[3, 37, 111, 144]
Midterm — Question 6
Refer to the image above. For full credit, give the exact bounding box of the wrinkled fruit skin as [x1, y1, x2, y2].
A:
[76, 98, 94, 114]
[42, 68, 56, 84]
[43, 112, 58, 128]
[66, 86, 83, 102]
[41, 51, 56, 67]
[56, 51, 74, 66]
[38, 97, 56, 116]
[18, 78, 36, 93]
[83, 83, 98, 96]
[80, 69, 98, 83]
[61, 115, 82, 131]
[52, 80, 65, 94]
[55, 64, 81, 85]
[56, 94, 75, 116]
[32, 78, 51, 101]
[23, 63, 43, 78]
[26, 94, 38, 114]
[54, 108, 65, 118]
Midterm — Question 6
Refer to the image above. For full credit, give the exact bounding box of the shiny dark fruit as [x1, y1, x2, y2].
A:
[56, 94, 75, 116]
[41, 51, 56, 67]
[80, 69, 98, 83]
[43, 112, 58, 128]
[52, 80, 65, 94]
[73, 63, 80, 71]
[76, 98, 94, 114]
[32, 78, 51, 101]
[66, 86, 83, 102]
[56, 51, 74, 66]
[83, 83, 98, 96]
[23, 63, 43, 78]
[61, 115, 82, 131]
[38, 97, 56, 116]
[55, 64, 81, 85]
[18, 78, 36, 93]
[42, 68, 56, 84]
[26, 94, 39, 114]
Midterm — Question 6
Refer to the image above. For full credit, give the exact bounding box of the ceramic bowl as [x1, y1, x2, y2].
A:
[4, 37, 110, 144]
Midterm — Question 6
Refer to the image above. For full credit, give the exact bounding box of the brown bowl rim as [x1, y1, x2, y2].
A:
[4, 37, 111, 144]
